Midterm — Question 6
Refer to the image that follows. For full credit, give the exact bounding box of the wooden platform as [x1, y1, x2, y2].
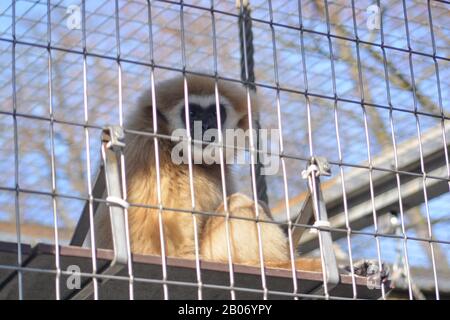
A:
[0, 241, 389, 299]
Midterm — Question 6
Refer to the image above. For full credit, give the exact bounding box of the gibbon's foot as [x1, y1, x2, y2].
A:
[344, 259, 390, 283]
[200, 193, 290, 264]
[265, 258, 322, 272]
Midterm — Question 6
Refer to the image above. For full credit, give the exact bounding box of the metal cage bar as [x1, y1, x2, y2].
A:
[0, 0, 448, 300]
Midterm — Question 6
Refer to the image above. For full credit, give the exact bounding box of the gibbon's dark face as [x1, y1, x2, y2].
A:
[181, 102, 227, 141]
[166, 93, 244, 164]
[166, 94, 240, 144]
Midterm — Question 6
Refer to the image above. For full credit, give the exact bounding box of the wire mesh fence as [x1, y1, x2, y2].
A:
[0, 0, 449, 300]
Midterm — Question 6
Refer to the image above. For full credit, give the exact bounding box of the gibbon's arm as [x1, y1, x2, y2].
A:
[200, 193, 322, 271]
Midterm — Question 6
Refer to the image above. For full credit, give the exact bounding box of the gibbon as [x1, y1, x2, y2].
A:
[92, 74, 387, 277]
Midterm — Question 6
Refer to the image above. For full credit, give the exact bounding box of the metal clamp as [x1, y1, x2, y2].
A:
[106, 196, 129, 209]
[292, 157, 340, 295]
[101, 126, 128, 267]
[70, 126, 129, 300]
[301, 156, 331, 178]
[104, 125, 126, 150]
[309, 219, 331, 234]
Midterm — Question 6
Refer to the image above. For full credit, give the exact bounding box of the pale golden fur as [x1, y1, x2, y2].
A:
[123, 75, 251, 257]
[200, 193, 289, 264]
[92, 74, 323, 271]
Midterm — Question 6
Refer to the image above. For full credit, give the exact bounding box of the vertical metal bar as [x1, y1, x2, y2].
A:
[402, 0, 439, 300]
[267, 0, 298, 300]
[301, 0, 333, 299]
[46, 0, 61, 300]
[11, 0, 23, 301]
[238, 0, 268, 300]
[114, 0, 134, 300]
[427, 0, 448, 299]
[210, 0, 236, 300]
[427, 5, 450, 193]
[308, 164, 332, 298]
[376, 0, 406, 299]
[179, 0, 203, 300]
[297, 0, 333, 299]
[322, 0, 357, 298]
[349, 0, 386, 299]
[296, 0, 312, 159]
[81, 0, 99, 300]
[146, 0, 169, 301]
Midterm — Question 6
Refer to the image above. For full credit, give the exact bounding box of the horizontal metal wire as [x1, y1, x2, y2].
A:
[0, 107, 449, 184]
[0, 263, 368, 300]
[1, 36, 449, 123]
[0, 183, 448, 246]
[154, 0, 449, 60]
[1, 0, 448, 301]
